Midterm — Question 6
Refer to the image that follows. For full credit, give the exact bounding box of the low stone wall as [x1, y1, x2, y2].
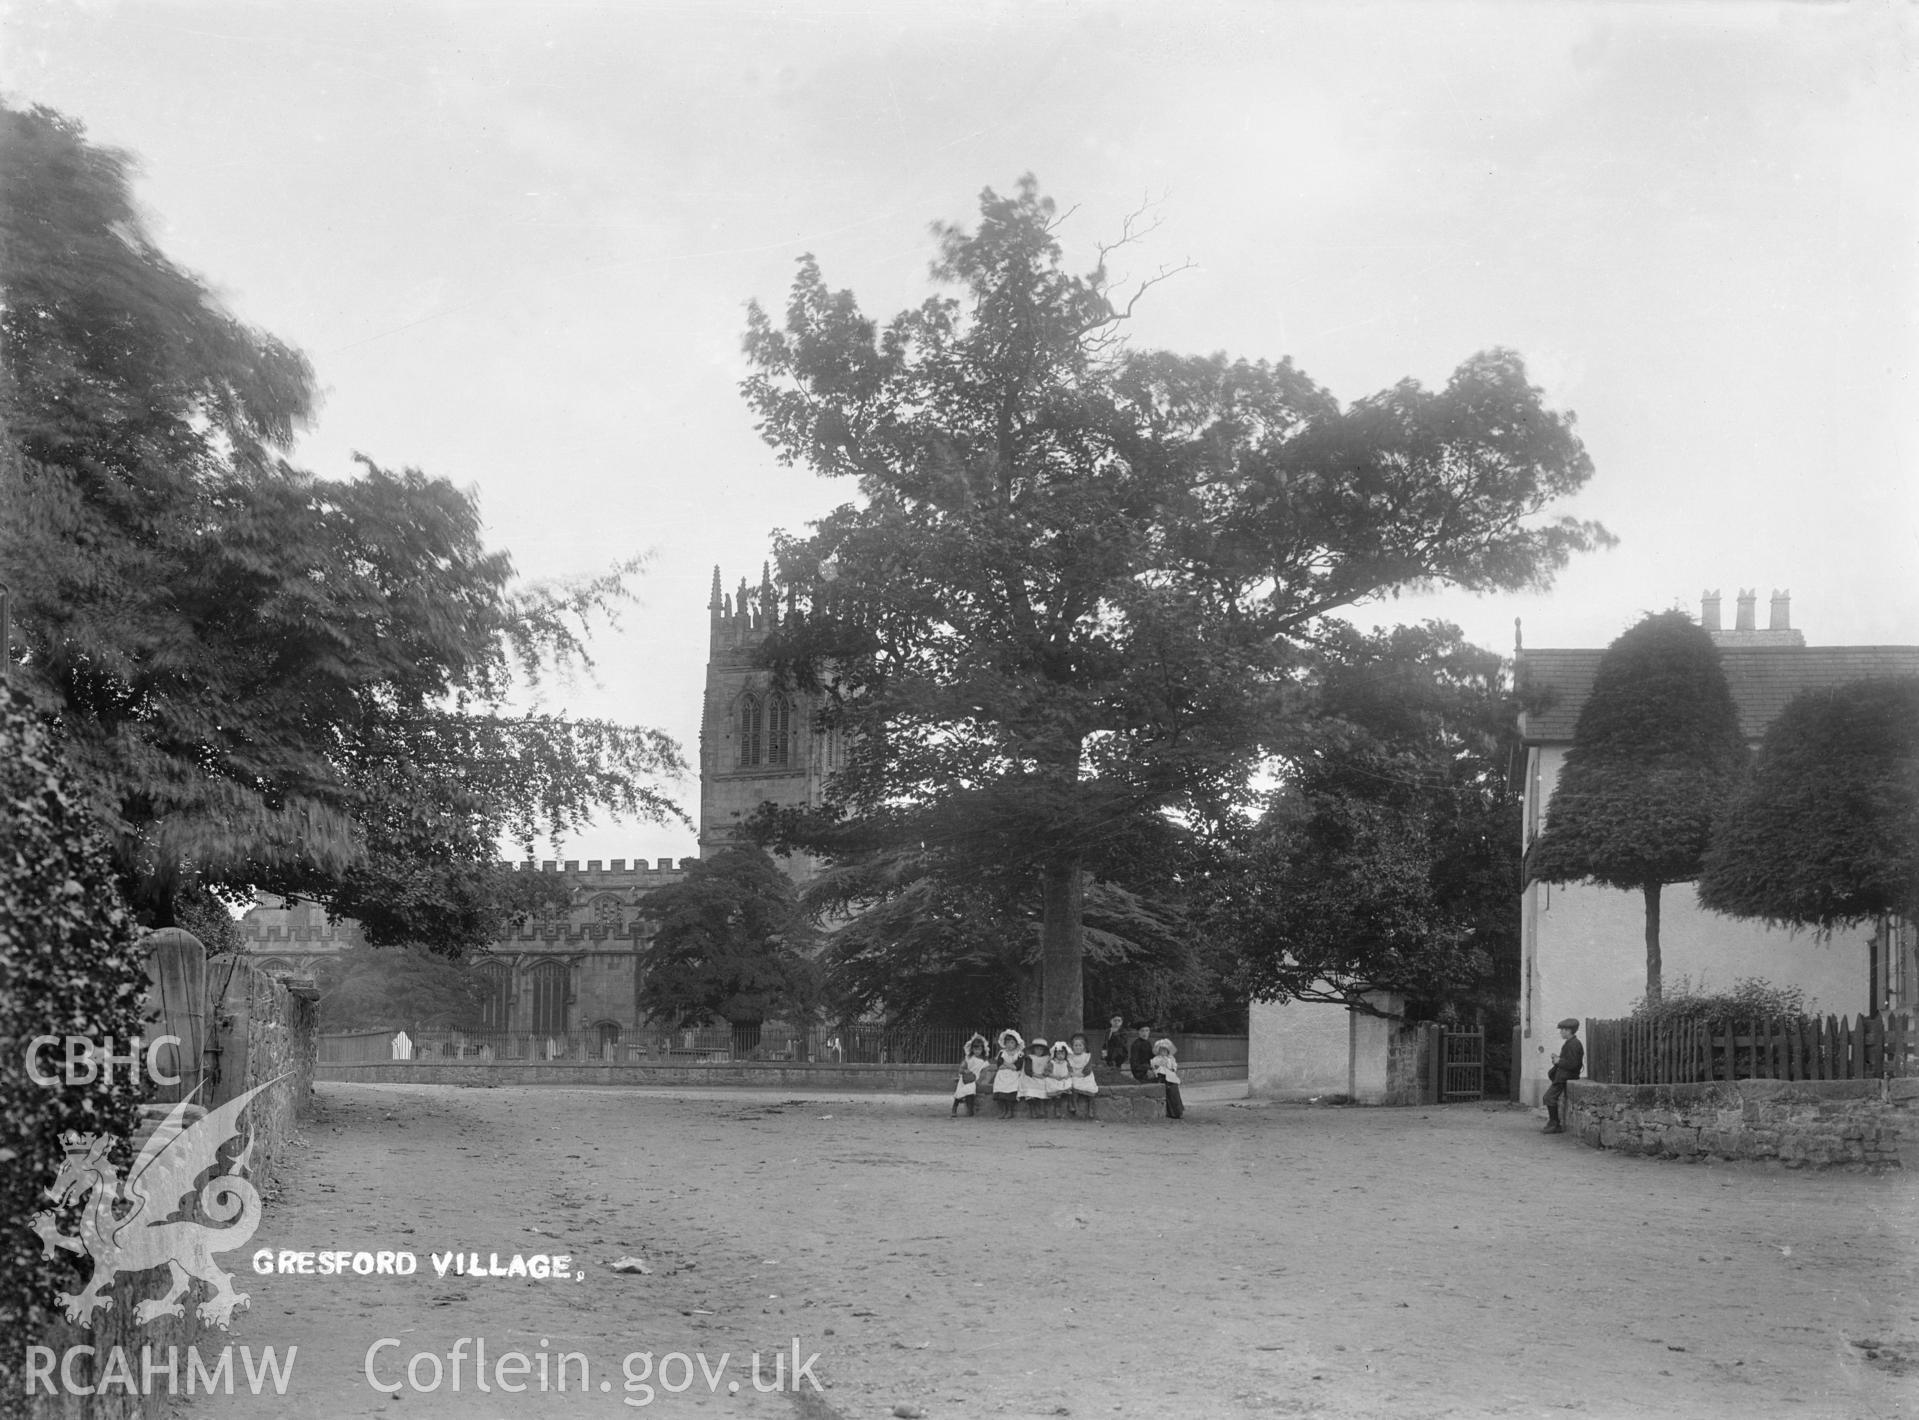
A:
[208, 954, 318, 1196]
[959, 1079, 1170, 1122]
[316, 1060, 1244, 1092]
[1566, 1077, 1915, 1169]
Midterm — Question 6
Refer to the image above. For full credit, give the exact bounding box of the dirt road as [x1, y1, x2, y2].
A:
[178, 1081, 1916, 1419]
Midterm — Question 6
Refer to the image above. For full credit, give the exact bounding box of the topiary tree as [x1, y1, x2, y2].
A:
[0, 682, 149, 1380]
[1699, 675, 1919, 936]
[1526, 610, 1748, 1003]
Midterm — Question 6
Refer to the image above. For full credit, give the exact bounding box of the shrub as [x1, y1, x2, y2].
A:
[0, 683, 149, 1385]
[1629, 975, 1813, 1028]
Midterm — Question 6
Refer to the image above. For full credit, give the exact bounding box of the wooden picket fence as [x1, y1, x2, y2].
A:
[1584, 1012, 1917, 1085]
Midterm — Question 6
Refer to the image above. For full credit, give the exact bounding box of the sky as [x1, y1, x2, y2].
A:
[3, 0, 1914, 866]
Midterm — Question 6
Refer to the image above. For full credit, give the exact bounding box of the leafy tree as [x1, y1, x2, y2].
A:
[636, 847, 822, 1056]
[1218, 622, 1520, 1014]
[1526, 610, 1748, 1003]
[174, 884, 248, 956]
[0, 683, 148, 1365]
[741, 177, 1607, 1041]
[0, 103, 684, 946]
[1698, 675, 1919, 933]
[273, 690, 680, 957]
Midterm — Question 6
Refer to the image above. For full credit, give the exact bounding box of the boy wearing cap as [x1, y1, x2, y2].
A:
[1542, 1018, 1583, 1134]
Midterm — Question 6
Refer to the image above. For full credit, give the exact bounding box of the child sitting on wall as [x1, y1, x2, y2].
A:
[991, 1030, 1024, 1118]
[1047, 1039, 1073, 1118]
[1150, 1037, 1184, 1120]
[1019, 1037, 1052, 1119]
[1065, 1032, 1098, 1120]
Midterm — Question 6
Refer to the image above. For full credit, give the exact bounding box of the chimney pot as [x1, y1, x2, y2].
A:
[1735, 589, 1757, 632]
[1701, 590, 1722, 631]
[1769, 589, 1791, 631]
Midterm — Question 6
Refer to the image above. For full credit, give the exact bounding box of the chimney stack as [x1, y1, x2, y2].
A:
[1700, 590, 1721, 631]
[1735, 589, 1757, 632]
[1769, 589, 1791, 632]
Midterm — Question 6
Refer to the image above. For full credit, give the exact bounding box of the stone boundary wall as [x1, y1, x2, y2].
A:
[315, 1060, 1245, 1092]
[959, 1081, 1171, 1122]
[1384, 1023, 1425, 1105]
[1565, 1077, 1915, 1169]
[207, 953, 317, 1196]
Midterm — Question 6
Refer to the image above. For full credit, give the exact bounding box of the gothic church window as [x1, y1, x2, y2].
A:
[477, 959, 513, 1031]
[529, 960, 569, 1036]
[767, 694, 793, 767]
[738, 693, 762, 768]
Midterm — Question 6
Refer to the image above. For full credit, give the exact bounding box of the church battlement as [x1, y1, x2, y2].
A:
[514, 857, 696, 874]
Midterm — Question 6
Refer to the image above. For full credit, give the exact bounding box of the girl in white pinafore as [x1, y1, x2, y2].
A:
[990, 1029, 1024, 1118]
[1018, 1037, 1051, 1118]
[1047, 1040, 1073, 1118]
[1065, 1032, 1098, 1120]
[951, 1033, 990, 1117]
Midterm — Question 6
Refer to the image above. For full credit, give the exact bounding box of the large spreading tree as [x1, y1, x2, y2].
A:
[742, 177, 1608, 1042]
[1526, 610, 1748, 1003]
[1698, 675, 1919, 936]
[0, 103, 683, 949]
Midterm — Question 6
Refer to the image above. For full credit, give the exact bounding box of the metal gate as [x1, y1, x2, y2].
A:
[1426, 1027, 1484, 1102]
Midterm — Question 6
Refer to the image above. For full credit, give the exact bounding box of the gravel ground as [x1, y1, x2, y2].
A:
[178, 1080, 1918, 1420]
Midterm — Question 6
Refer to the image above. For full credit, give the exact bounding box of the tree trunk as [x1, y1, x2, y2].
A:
[1040, 858, 1085, 1045]
[1017, 962, 1043, 1041]
[1642, 881, 1662, 1005]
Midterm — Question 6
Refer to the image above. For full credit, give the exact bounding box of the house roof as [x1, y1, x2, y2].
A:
[1516, 644, 1919, 744]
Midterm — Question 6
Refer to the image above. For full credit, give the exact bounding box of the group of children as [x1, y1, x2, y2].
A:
[950, 1029, 1183, 1120]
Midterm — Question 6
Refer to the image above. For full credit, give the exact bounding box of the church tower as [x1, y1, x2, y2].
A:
[697, 565, 839, 877]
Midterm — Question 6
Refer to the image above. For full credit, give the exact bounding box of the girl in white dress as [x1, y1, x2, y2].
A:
[1065, 1032, 1098, 1120]
[1047, 1040, 1073, 1118]
[1018, 1037, 1051, 1118]
[951, 1033, 990, 1117]
[990, 1029, 1024, 1118]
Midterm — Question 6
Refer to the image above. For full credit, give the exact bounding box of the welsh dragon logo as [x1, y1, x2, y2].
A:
[32, 1079, 279, 1329]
